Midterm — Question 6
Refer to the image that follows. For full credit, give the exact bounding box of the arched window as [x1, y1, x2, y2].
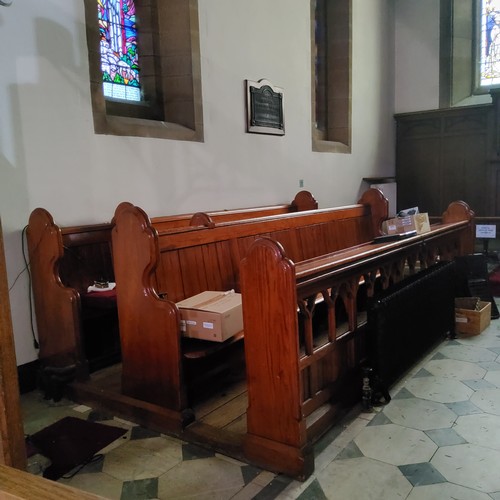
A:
[479, 0, 500, 88]
[84, 0, 204, 141]
[99, 0, 141, 102]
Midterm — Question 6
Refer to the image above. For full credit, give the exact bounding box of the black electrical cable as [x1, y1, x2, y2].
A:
[17, 224, 39, 349]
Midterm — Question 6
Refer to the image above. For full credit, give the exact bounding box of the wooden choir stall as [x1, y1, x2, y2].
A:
[27, 189, 475, 480]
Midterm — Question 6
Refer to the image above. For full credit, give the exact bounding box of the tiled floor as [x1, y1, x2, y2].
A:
[22, 308, 500, 499]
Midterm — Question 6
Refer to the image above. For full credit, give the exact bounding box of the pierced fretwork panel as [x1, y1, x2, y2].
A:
[296, 228, 471, 420]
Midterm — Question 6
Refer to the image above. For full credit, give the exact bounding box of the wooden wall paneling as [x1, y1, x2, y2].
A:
[396, 105, 493, 216]
[201, 243, 227, 292]
[178, 246, 209, 298]
[215, 241, 238, 292]
[158, 250, 184, 302]
[298, 223, 329, 260]
[397, 133, 442, 214]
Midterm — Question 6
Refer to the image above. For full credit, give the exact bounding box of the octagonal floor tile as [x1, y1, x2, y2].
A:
[456, 333, 500, 349]
[484, 370, 500, 388]
[59, 471, 124, 499]
[354, 423, 437, 466]
[470, 388, 500, 415]
[423, 358, 486, 380]
[315, 456, 412, 500]
[406, 482, 493, 500]
[454, 413, 500, 449]
[437, 345, 497, 363]
[157, 456, 245, 499]
[102, 436, 183, 481]
[432, 443, 500, 492]
[383, 397, 456, 431]
[405, 376, 473, 403]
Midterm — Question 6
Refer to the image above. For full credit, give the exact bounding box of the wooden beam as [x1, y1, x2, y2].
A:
[0, 219, 26, 469]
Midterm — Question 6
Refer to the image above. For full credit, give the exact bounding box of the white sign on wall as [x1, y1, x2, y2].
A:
[476, 224, 497, 239]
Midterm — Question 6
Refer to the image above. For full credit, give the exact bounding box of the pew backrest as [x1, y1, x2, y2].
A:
[110, 188, 388, 408]
[26, 191, 315, 376]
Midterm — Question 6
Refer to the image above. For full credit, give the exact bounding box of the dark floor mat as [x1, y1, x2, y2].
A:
[27, 416, 126, 480]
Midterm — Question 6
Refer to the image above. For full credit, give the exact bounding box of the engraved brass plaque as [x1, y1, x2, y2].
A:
[246, 79, 284, 135]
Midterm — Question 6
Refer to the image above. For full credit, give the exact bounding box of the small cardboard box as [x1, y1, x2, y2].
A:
[455, 298, 491, 336]
[382, 213, 430, 235]
[176, 290, 243, 342]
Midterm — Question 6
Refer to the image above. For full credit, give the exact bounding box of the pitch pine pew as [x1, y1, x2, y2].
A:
[26, 192, 316, 390]
[26, 211, 114, 384]
[110, 188, 388, 430]
[239, 200, 475, 478]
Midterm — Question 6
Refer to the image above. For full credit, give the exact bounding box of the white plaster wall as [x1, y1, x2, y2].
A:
[0, 0, 395, 365]
[394, 0, 440, 113]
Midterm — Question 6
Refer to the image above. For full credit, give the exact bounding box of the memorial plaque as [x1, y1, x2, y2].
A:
[246, 79, 285, 135]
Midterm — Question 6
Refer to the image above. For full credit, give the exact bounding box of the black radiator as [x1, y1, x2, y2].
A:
[367, 261, 456, 389]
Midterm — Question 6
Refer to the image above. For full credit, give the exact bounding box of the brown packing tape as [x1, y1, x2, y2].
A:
[187, 291, 235, 310]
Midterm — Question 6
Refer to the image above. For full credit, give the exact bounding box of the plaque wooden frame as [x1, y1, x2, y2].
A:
[245, 79, 285, 136]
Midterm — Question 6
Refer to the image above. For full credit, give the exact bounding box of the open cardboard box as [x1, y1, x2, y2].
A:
[455, 297, 491, 336]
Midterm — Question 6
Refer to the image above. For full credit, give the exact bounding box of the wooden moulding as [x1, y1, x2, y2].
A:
[0, 219, 26, 470]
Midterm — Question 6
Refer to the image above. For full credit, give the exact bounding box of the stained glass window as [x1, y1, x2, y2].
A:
[480, 0, 500, 87]
[98, 0, 141, 102]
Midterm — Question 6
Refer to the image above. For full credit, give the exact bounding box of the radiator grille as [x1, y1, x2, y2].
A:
[367, 261, 456, 388]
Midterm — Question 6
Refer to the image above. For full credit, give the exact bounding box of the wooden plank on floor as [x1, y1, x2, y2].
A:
[199, 392, 248, 429]
[193, 378, 247, 419]
[224, 413, 247, 435]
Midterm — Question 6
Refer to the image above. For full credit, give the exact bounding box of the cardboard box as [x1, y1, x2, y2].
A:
[382, 213, 430, 235]
[455, 298, 491, 336]
[176, 290, 243, 342]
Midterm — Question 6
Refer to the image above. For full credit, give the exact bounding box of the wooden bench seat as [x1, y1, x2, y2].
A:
[64, 191, 475, 480]
[109, 188, 388, 419]
[239, 200, 475, 478]
[26, 192, 316, 389]
[103, 191, 475, 480]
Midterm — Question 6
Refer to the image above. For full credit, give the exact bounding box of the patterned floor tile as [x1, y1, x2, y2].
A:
[485, 369, 500, 387]
[120, 477, 158, 500]
[20, 307, 500, 499]
[182, 442, 216, 461]
[437, 345, 497, 363]
[423, 359, 486, 380]
[478, 361, 500, 371]
[130, 426, 161, 440]
[102, 436, 182, 481]
[392, 387, 415, 399]
[398, 462, 446, 486]
[470, 387, 500, 414]
[335, 440, 363, 460]
[315, 457, 412, 500]
[413, 368, 433, 378]
[445, 400, 483, 416]
[405, 376, 473, 403]
[244, 473, 291, 500]
[453, 413, 500, 448]
[367, 411, 392, 426]
[59, 470, 124, 499]
[406, 482, 493, 500]
[432, 443, 500, 492]
[157, 456, 247, 499]
[462, 378, 497, 390]
[424, 428, 467, 447]
[382, 397, 456, 431]
[296, 478, 328, 500]
[354, 423, 437, 465]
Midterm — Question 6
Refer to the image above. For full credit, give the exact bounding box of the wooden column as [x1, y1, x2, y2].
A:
[0, 219, 26, 469]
